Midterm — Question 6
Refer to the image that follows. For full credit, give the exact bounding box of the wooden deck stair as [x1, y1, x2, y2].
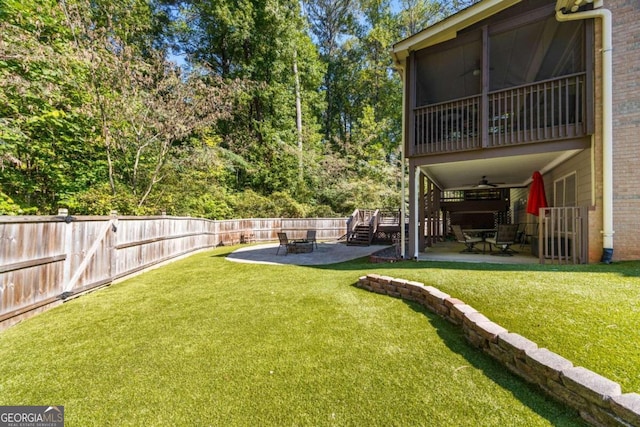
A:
[347, 224, 373, 246]
[346, 209, 402, 246]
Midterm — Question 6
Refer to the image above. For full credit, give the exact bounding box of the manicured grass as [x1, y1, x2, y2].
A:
[364, 259, 640, 394]
[3, 247, 638, 426]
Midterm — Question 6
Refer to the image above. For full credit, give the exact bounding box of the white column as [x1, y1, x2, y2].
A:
[413, 166, 421, 259]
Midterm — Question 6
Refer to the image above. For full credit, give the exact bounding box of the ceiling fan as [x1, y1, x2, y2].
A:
[448, 176, 507, 191]
[472, 176, 502, 188]
[459, 63, 481, 77]
[459, 61, 493, 77]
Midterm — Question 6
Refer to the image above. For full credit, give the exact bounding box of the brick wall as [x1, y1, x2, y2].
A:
[357, 274, 640, 426]
[606, 0, 640, 260]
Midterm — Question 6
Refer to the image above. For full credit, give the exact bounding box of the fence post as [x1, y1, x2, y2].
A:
[109, 210, 118, 282]
[59, 208, 73, 294]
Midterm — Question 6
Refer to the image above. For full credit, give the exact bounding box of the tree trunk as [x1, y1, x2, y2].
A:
[293, 49, 303, 182]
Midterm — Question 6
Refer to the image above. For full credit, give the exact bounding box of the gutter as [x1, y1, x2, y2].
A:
[555, 4, 614, 263]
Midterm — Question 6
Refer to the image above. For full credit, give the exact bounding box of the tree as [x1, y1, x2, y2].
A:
[61, 0, 237, 211]
[170, 0, 325, 197]
[302, 0, 359, 145]
[1, 0, 474, 217]
[1, 0, 237, 214]
[0, 0, 103, 213]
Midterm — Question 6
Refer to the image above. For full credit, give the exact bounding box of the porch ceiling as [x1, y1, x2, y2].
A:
[419, 149, 583, 190]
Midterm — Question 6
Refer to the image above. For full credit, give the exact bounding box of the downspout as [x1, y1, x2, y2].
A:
[555, 5, 613, 263]
[399, 65, 407, 259]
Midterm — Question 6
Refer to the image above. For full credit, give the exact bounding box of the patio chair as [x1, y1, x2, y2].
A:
[306, 230, 318, 249]
[276, 232, 292, 255]
[519, 222, 539, 249]
[486, 224, 519, 256]
[451, 225, 484, 253]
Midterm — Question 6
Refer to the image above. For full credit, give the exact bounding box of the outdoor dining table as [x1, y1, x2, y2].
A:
[462, 228, 496, 253]
[462, 228, 496, 239]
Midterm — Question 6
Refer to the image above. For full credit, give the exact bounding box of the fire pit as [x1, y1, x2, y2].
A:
[288, 241, 314, 254]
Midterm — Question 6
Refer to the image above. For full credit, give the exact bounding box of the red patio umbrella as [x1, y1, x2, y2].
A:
[526, 171, 548, 216]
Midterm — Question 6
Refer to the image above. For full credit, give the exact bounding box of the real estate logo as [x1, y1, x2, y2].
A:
[0, 406, 64, 427]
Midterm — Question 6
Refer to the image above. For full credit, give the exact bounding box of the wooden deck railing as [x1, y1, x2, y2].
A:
[414, 95, 481, 155]
[488, 73, 586, 147]
[347, 209, 376, 233]
[376, 210, 401, 225]
[412, 73, 587, 155]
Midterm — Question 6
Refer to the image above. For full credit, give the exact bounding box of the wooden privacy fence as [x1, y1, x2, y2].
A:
[0, 213, 347, 329]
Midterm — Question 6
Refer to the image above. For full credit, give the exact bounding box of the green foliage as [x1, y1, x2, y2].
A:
[0, 0, 471, 218]
[231, 189, 308, 218]
[0, 0, 104, 213]
[269, 191, 309, 217]
[316, 176, 400, 214]
[182, 193, 234, 220]
[65, 183, 150, 215]
[0, 191, 32, 215]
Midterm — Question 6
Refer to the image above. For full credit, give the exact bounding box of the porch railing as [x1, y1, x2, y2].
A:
[537, 206, 588, 264]
[376, 210, 401, 226]
[346, 209, 376, 236]
[414, 95, 481, 155]
[412, 73, 587, 155]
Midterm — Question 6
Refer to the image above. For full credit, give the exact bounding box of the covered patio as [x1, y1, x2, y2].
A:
[226, 239, 543, 266]
[416, 240, 539, 264]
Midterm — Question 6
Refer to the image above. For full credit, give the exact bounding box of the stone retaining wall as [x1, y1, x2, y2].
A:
[356, 274, 640, 427]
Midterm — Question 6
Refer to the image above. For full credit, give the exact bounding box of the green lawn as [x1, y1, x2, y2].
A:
[368, 258, 640, 394]
[2, 246, 638, 426]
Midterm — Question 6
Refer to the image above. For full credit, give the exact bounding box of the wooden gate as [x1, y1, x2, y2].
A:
[1, 214, 121, 328]
[536, 206, 588, 264]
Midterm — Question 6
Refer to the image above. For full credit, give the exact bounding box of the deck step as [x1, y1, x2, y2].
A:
[347, 224, 373, 246]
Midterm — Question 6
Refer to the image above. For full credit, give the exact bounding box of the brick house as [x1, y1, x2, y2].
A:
[392, 0, 640, 263]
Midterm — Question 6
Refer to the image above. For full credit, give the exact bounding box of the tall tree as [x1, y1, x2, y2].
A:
[171, 0, 325, 196]
[60, 0, 236, 211]
[397, 0, 481, 38]
[0, 0, 236, 214]
[302, 0, 359, 145]
[1, 0, 477, 217]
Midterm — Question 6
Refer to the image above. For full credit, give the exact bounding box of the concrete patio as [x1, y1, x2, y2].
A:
[226, 241, 391, 266]
[226, 239, 540, 266]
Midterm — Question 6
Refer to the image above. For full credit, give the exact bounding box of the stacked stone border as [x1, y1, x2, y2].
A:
[356, 274, 640, 427]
